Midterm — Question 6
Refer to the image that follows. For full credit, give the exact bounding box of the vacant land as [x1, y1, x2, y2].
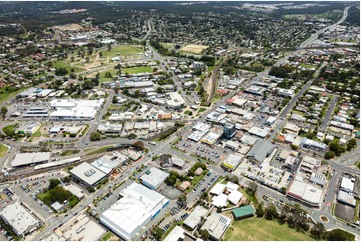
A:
[60, 149, 80, 156]
[53, 60, 86, 73]
[180, 44, 208, 54]
[225, 217, 314, 241]
[123, 66, 152, 74]
[102, 45, 144, 58]
[0, 87, 27, 105]
[0, 144, 9, 158]
[160, 42, 176, 49]
[53, 23, 83, 31]
[86, 146, 113, 155]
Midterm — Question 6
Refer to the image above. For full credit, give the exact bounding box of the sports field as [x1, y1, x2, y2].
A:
[224, 217, 314, 241]
[160, 42, 176, 49]
[180, 44, 208, 54]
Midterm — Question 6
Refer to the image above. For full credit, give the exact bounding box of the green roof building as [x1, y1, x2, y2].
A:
[232, 205, 256, 220]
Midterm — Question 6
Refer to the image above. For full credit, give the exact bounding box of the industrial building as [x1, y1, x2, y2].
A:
[201, 212, 231, 240]
[0, 202, 41, 236]
[246, 140, 276, 165]
[11, 152, 51, 168]
[69, 162, 107, 187]
[100, 183, 169, 240]
[140, 167, 169, 190]
[45, 213, 106, 241]
[163, 226, 186, 241]
[286, 178, 323, 207]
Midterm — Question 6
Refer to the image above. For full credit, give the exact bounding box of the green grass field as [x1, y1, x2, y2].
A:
[31, 127, 42, 138]
[123, 66, 152, 74]
[160, 42, 176, 49]
[102, 45, 144, 58]
[225, 217, 314, 241]
[53, 60, 86, 73]
[0, 144, 9, 158]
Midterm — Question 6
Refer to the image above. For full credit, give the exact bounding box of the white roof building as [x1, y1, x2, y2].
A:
[184, 206, 208, 230]
[49, 99, 104, 121]
[0, 203, 41, 236]
[70, 162, 107, 187]
[340, 177, 354, 192]
[46, 213, 106, 241]
[212, 193, 228, 208]
[166, 92, 186, 109]
[164, 226, 185, 241]
[11, 152, 51, 167]
[222, 153, 244, 171]
[201, 212, 231, 240]
[140, 167, 169, 190]
[91, 153, 128, 175]
[287, 179, 323, 207]
[227, 190, 243, 205]
[64, 184, 84, 200]
[100, 183, 169, 240]
[210, 183, 226, 196]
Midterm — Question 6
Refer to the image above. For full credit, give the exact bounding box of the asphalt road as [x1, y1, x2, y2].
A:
[320, 95, 339, 130]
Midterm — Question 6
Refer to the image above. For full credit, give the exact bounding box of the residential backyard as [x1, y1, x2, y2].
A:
[224, 217, 314, 241]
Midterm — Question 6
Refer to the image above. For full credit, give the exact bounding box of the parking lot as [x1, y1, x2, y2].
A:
[186, 170, 220, 208]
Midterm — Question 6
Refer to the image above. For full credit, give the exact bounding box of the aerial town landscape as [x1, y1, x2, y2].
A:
[0, 1, 359, 241]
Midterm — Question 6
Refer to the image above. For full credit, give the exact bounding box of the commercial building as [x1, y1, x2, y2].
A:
[165, 92, 186, 110]
[248, 126, 270, 138]
[283, 122, 301, 135]
[231, 205, 256, 220]
[69, 162, 107, 187]
[301, 138, 326, 151]
[91, 152, 129, 175]
[97, 123, 123, 134]
[309, 172, 326, 187]
[225, 140, 240, 151]
[140, 167, 169, 190]
[100, 183, 169, 240]
[278, 88, 294, 97]
[11, 152, 51, 168]
[183, 205, 208, 230]
[46, 213, 106, 241]
[222, 153, 244, 171]
[17, 123, 40, 135]
[247, 140, 276, 165]
[337, 190, 356, 207]
[223, 123, 237, 139]
[0, 202, 41, 236]
[201, 212, 231, 240]
[49, 99, 104, 121]
[286, 178, 323, 207]
[64, 184, 85, 200]
[340, 176, 354, 192]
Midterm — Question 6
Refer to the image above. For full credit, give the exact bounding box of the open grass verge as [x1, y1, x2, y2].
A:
[225, 217, 314, 241]
[86, 146, 113, 155]
[0, 144, 9, 158]
[60, 149, 80, 156]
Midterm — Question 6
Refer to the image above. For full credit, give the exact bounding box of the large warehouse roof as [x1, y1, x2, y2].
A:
[11, 152, 51, 167]
[100, 183, 168, 240]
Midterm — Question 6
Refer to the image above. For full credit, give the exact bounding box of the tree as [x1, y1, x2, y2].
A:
[199, 229, 209, 240]
[90, 131, 101, 141]
[63, 176, 71, 183]
[255, 203, 264, 217]
[326, 229, 354, 241]
[347, 139, 356, 151]
[247, 181, 258, 196]
[1, 106, 7, 120]
[310, 222, 326, 240]
[48, 178, 60, 190]
[133, 141, 144, 151]
[229, 176, 239, 184]
[99, 52, 103, 58]
[325, 151, 335, 159]
[55, 67, 68, 76]
[127, 133, 137, 139]
[151, 226, 164, 241]
[264, 203, 277, 220]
